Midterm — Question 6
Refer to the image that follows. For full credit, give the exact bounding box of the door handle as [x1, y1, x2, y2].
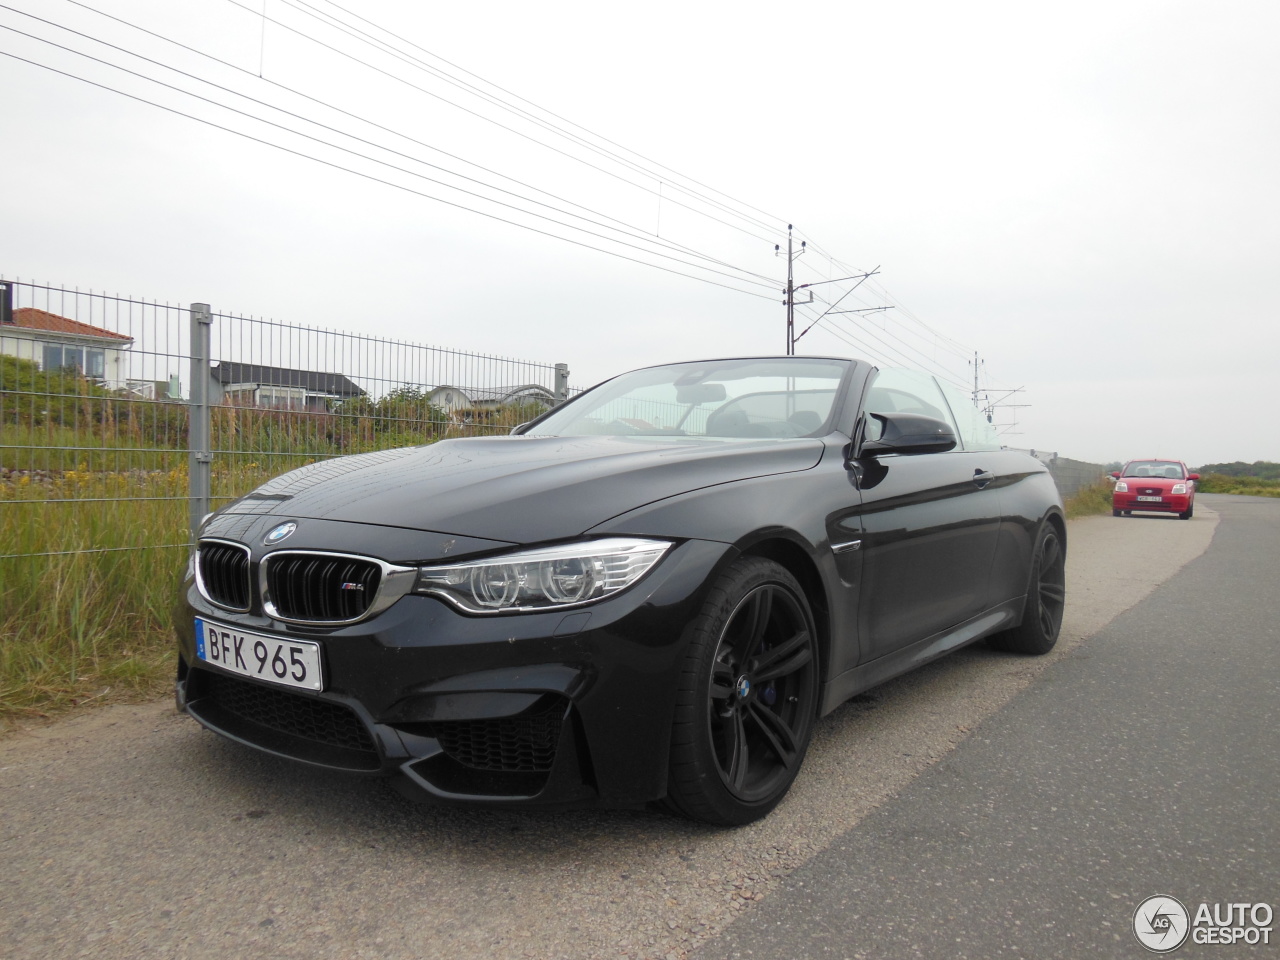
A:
[972, 469, 995, 488]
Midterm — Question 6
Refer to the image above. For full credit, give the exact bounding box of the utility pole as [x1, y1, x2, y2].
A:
[775, 225, 808, 355]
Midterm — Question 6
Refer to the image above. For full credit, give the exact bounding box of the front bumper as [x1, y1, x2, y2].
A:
[174, 538, 730, 808]
[1113, 492, 1192, 514]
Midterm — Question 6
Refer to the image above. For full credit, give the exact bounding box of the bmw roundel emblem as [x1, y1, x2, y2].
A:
[264, 521, 297, 545]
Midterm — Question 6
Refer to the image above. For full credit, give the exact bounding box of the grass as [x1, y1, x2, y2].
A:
[1063, 479, 1115, 519]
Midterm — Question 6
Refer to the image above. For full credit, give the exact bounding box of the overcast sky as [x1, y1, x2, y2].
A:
[2, 0, 1277, 467]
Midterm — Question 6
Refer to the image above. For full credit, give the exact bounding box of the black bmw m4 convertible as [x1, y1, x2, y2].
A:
[176, 356, 1066, 825]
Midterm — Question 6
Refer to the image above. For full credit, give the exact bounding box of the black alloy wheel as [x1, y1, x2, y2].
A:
[664, 557, 819, 825]
[989, 522, 1067, 655]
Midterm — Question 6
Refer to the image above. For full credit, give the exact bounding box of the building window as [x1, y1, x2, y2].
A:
[42, 344, 106, 378]
[257, 386, 308, 409]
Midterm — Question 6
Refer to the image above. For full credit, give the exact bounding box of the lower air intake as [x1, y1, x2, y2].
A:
[430, 701, 566, 773]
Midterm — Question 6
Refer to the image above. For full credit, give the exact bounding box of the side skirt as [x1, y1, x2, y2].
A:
[818, 596, 1024, 716]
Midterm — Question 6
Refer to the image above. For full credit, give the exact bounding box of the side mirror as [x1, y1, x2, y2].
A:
[1188, 473, 1200, 481]
[857, 413, 957, 457]
[510, 422, 529, 435]
[1110, 471, 1121, 479]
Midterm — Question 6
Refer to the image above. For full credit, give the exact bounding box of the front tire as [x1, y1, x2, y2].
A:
[663, 557, 819, 826]
[1179, 503, 1194, 520]
[989, 522, 1066, 655]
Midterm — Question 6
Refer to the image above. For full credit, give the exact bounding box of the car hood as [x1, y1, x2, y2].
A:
[220, 434, 826, 545]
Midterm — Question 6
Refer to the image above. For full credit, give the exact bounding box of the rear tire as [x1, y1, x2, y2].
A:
[989, 522, 1066, 655]
[663, 557, 819, 826]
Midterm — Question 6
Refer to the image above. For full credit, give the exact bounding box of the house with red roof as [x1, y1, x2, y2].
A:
[0, 305, 135, 387]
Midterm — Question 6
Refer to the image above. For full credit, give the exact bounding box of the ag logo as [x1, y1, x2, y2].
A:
[1134, 895, 1190, 953]
[264, 521, 297, 545]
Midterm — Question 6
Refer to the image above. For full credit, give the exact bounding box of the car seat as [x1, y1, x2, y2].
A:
[787, 410, 823, 435]
[705, 408, 751, 437]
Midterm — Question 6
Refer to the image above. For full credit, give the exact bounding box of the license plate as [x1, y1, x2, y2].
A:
[1136, 495, 1163, 502]
[195, 618, 323, 691]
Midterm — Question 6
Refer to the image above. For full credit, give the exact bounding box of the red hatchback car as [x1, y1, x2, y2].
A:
[1111, 459, 1199, 519]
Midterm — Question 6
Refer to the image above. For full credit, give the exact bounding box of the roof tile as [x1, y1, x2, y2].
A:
[10, 307, 134, 342]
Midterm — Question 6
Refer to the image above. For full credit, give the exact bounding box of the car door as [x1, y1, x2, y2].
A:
[837, 369, 1004, 663]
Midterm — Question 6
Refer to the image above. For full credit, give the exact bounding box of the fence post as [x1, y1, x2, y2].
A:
[554, 362, 570, 403]
[188, 303, 213, 540]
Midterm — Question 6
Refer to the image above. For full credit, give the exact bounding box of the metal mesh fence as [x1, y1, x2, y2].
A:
[0, 278, 569, 564]
[1, 281, 194, 564]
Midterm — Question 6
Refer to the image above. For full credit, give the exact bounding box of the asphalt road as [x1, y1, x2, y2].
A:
[0, 496, 1253, 960]
[693, 492, 1279, 960]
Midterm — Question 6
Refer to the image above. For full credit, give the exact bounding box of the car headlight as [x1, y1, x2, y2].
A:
[1171, 483, 1188, 495]
[1114, 481, 1128, 492]
[413, 538, 673, 614]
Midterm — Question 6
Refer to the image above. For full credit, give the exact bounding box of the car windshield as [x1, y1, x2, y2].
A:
[527, 358, 851, 439]
[1123, 461, 1185, 479]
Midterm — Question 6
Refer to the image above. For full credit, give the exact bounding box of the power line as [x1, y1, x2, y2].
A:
[792, 234, 978, 364]
[282, 0, 788, 239]
[17, 2, 779, 287]
[0, 20, 781, 295]
[0, 46, 779, 301]
[783, 258, 974, 381]
[797, 298, 970, 386]
[220, 0, 788, 248]
[309, 0, 789, 232]
[56, 0, 771, 281]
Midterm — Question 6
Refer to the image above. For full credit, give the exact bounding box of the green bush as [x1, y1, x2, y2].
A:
[1195, 460, 1280, 480]
[1194, 473, 1280, 497]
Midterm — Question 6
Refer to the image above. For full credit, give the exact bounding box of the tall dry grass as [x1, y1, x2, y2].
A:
[0, 403, 538, 725]
[0, 471, 189, 720]
[1063, 479, 1115, 519]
